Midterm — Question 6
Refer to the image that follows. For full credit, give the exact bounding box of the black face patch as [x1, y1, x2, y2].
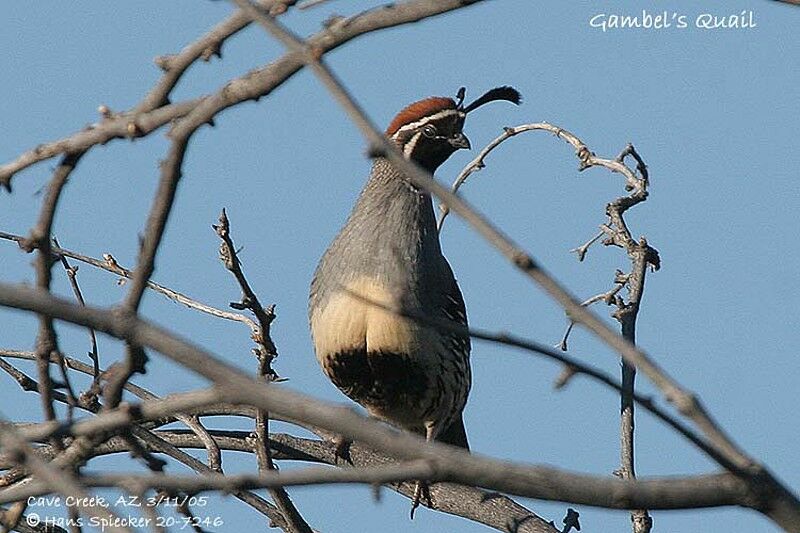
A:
[325, 349, 430, 411]
[393, 111, 467, 172]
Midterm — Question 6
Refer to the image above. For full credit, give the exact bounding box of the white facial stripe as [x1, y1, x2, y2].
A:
[391, 109, 463, 139]
[403, 132, 422, 158]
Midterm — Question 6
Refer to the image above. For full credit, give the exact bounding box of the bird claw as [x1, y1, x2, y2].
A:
[333, 435, 353, 465]
[409, 480, 432, 519]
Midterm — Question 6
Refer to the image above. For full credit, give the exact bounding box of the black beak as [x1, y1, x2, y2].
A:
[449, 132, 471, 150]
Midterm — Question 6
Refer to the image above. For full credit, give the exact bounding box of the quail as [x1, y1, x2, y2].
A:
[308, 86, 521, 512]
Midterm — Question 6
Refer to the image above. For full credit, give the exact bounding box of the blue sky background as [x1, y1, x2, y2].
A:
[1, 1, 798, 532]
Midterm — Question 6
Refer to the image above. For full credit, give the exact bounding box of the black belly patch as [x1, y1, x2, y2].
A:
[325, 349, 430, 410]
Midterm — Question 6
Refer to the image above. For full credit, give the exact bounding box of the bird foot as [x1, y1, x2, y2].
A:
[409, 480, 432, 519]
[332, 435, 353, 465]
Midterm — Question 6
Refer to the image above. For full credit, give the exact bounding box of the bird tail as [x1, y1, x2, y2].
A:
[437, 415, 469, 451]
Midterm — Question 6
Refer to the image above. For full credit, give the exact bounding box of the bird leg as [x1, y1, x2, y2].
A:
[410, 480, 432, 519]
[409, 422, 439, 518]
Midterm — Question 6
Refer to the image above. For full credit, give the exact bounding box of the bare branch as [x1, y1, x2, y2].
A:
[0, 419, 129, 533]
[3, 352, 552, 532]
[139, 0, 288, 112]
[1, 286, 795, 529]
[0, 0, 279, 191]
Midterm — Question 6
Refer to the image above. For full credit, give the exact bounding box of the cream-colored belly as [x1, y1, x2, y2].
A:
[311, 277, 422, 361]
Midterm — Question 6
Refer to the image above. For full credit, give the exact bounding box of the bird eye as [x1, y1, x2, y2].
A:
[422, 125, 437, 138]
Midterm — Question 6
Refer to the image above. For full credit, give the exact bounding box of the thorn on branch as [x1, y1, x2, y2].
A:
[97, 104, 114, 119]
[126, 121, 143, 138]
[201, 43, 222, 61]
[570, 231, 604, 262]
[554, 365, 577, 390]
[322, 14, 345, 28]
[103, 253, 119, 268]
[154, 54, 176, 71]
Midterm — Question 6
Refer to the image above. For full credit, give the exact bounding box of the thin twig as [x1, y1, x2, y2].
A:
[213, 209, 278, 369]
[569, 230, 605, 262]
[0, 232, 258, 333]
[0, 348, 287, 526]
[23, 153, 85, 428]
[212, 208, 309, 532]
[0, 1, 283, 191]
[559, 272, 627, 352]
[52, 237, 100, 393]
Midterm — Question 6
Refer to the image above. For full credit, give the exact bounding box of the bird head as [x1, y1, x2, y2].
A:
[385, 86, 521, 172]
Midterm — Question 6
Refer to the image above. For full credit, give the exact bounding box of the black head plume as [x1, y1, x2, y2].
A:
[455, 87, 467, 108]
[460, 86, 522, 114]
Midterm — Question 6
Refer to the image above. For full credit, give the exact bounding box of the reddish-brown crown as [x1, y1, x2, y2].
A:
[385, 97, 457, 136]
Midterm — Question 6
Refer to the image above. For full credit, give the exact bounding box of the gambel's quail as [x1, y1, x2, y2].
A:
[309, 86, 520, 513]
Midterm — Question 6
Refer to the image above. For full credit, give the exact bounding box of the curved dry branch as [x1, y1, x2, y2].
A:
[437, 123, 645, 230]
[135, 0, 289, 113]
[9, 429, 558, 533]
